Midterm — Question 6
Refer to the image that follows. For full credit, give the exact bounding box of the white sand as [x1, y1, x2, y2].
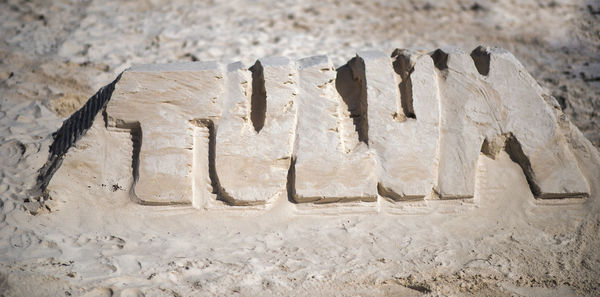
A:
[1, 0, 599, 296]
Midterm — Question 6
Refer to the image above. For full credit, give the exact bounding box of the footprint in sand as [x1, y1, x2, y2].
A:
[81, 287, 114, 297]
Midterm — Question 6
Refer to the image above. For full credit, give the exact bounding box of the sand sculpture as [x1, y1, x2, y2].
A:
[37, 46, 591, 208]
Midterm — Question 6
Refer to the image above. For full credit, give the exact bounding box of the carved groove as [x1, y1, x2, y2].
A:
[190, 119, 242, 206]
[391, 49, 416, 119]
[249, 61, 267, 133]
[335, 56, 369, 144]
[471, 46, 491, 76]
[36, 74, 122, 194]
[118, 122, 145, 204]
[503, 134, 541, 197]
[430, 49, 449, 71]
[286, 156, 296, 203]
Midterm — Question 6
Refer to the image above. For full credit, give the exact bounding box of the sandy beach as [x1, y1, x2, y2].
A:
[1, 0, 599, 296]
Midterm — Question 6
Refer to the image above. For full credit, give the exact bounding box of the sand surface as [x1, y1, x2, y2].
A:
[1, 0, 599, 296]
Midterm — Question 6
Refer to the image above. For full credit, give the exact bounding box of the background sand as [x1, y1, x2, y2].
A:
[1, 0, 599, 296]
[1, 0, 599, 146]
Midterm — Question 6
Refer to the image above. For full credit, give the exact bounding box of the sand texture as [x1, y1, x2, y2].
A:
[1, 0, 599, 296]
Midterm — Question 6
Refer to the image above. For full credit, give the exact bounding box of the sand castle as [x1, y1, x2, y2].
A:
[37, 46, 591, 209]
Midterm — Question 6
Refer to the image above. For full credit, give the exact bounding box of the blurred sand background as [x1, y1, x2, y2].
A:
[1, 0, 598, 146]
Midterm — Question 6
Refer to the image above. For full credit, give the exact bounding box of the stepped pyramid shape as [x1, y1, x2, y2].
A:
[38, 46, 591, 210]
